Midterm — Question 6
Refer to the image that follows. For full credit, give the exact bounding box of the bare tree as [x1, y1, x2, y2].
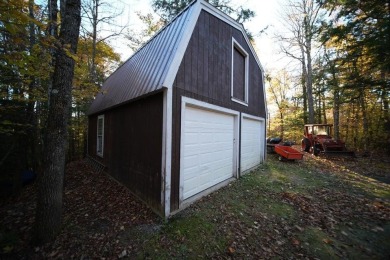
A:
[125, 12, 165, 51]
[276, 0, 322, 124]
[81, 0, 126, 84]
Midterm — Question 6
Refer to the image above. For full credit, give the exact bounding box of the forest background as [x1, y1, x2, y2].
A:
[0, 0, 389, 242]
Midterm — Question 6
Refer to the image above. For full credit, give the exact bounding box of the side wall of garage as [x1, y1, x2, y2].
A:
[88, 92, 164, 214]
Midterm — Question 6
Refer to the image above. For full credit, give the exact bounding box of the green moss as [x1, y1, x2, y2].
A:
[138, 215, 226, 259]
[298, 227, 343, 259]
[134, 156, 389, 259]
[0, 230, 19, 254]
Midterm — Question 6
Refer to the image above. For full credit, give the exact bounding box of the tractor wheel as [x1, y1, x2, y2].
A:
[301, 138, 311, 152]
[313, 145, 321, 156]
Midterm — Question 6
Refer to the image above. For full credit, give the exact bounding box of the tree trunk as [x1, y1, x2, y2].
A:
[345, 102, 352, 145]
[46, 0, 58, 108]
[91, 0, 98, 83]
[353, 102, 358, 148]
[317, 91, 322, 123]
[34, 0, 81, 244]
[382, 78, 390, 155]
[47, 0, 58, 36]
[27, 0, 41, 171]
[360, 89, 369, 154]
[322, 100, 327, 124]
[333, 89, 340, 140]
[280, 111, 284, 140]
[300, 49, 308, 124]
[304, 17, 315, 124]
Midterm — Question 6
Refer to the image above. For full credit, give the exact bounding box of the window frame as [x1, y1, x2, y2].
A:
[97, 114, 104, 157]
[231, 38, 249, 106]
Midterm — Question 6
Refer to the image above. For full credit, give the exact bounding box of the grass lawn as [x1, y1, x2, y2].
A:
[134, 153, 390, 259]
[1, 153, 389, 258]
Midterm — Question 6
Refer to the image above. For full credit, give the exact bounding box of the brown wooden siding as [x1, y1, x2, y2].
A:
[88, 92, 164, 213]
[173, 10, 265, 117]
[170, 10, 265, 211]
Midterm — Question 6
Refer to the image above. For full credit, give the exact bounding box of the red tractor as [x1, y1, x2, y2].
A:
[301, 124, 354, 156]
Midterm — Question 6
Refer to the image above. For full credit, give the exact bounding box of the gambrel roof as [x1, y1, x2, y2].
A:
[88, 0, 263, 115]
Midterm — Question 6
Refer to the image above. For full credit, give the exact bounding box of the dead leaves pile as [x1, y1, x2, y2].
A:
[0, 160, 159, 258]
[281, 190, 389, 231]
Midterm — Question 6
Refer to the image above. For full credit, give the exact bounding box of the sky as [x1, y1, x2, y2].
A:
[105, 0, 287, 72]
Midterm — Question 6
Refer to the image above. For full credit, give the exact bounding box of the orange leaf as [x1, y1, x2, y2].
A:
[322, 238, 333, 244]
[291, 238, 300, 246]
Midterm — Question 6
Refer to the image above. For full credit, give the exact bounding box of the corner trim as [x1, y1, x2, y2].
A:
[162, 88, 173, 218]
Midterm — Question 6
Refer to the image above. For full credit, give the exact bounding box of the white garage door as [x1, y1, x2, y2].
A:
[181, 106, 235, 200]
[241, 117, 263, 173]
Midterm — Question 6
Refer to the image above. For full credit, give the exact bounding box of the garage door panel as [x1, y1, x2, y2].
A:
[199, 133, 213, 142]
[182, 154, 198, 168]
[184, 133, 199, 144]
[241, 117, 263, 173]
[182, 106, 235, 200]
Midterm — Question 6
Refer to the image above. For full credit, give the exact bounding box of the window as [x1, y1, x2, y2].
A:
[231, 38, 249, 105]
[97, 115, 104, 157]
[313, 125, 330, 136]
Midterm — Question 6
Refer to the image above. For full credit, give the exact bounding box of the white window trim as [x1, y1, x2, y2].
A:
[97, 114, 104, 157]
[231, 38, 249, 106]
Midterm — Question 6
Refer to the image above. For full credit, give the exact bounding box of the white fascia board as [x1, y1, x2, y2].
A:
[241, 113, 265, 122]
[182, 96, 240, 117]
[162, 1, 202, 88]
[260, 65, 267, 135]
[200, 0, 242, 31]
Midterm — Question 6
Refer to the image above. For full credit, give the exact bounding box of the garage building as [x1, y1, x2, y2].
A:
[87, 0, 267, 217]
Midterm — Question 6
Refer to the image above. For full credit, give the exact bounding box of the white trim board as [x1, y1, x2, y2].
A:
[242, 113, 264, 122]
[231, 37, 249, 106]
[182, 97, 241, 116]
[96, 114, 104, 157]
[162, 88, 173, 218]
